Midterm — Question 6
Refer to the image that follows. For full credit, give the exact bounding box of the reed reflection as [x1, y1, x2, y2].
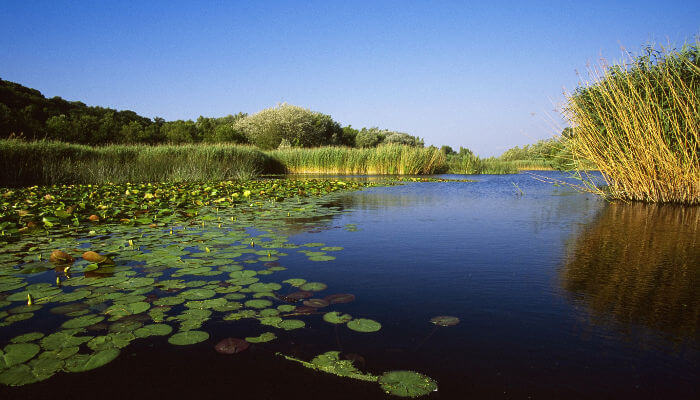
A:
[562, 203, 699, 344]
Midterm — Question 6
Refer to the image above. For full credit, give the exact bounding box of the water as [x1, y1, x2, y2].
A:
[3, 171, 698, 399]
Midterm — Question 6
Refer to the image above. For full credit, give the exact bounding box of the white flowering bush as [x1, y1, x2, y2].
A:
[233, 104, 342, 150]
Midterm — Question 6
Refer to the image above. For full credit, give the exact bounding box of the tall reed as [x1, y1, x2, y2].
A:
[268, 145, 446, 175]
[564, 43, 699, 204]
[0, 140, 283, 186]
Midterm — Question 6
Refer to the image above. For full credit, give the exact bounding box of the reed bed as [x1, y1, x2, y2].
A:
[268, 145, 446, 175]
[564, 43, 699, 205]
[0, 140, 283, 186]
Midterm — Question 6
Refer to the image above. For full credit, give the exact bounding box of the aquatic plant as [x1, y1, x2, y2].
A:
[563, 42, 700, 204]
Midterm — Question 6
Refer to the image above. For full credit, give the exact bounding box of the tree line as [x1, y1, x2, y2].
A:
[0, 78, 424, 149]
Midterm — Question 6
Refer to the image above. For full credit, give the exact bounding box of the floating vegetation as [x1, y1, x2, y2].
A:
[214, 338, 249, 354]
[378, 370, 439, 398]
[429, 316, 460, 327]
[0, 177, 443, 393]
[347, 318, 382, 333]
[280, 351, 438, 398]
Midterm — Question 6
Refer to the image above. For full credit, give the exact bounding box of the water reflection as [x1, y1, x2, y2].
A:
[562, 203, 699, 344]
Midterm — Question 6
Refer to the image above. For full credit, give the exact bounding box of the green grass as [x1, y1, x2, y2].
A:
[0, 140, 284, 187]
[268, 145, 446, 175]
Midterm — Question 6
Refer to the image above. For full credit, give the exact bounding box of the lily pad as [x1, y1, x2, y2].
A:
[277, 319, 305, 330]
[0, 364, 39, 386]
[430, 316, 460, 327]
[168, 330, 209, 345]
[300, 282, 327, 292]
[324, 293, 356, 304]
[10, 332, 45, 343]
[61, 314, 105, 329]
[214, 338, 250, 354]
[1, 343, 41, 369]
[244, 299, 272, 309]
[245, 332, 276, 343]
[378, 370, 438, 398]
[323, 312, 352, 324]
[347, 318, 381, 333]
[64, 348, 120, 372]
[303, 299, 329, 308]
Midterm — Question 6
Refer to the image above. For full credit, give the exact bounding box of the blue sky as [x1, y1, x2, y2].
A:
[1, 1, 698, 155]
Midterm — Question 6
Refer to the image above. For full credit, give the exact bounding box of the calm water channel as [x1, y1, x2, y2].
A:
[3, 171, 698, 399]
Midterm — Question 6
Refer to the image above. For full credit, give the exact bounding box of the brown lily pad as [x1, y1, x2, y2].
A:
[286, 291, 313, 300]
[430, 316, 460, 327]
[88, 214, 100, 222]
[303, 299, 330, 308]
[214, 338, 250, 355]
[324, 293, 356, 304]
[49, 250, 75, 264]
[82, 251, 113, 264]
[293, 306, 316, 315]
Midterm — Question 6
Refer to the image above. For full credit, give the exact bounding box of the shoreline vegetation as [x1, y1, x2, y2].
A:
[0, 139, 566, 187]
[564, 42, 699, 205]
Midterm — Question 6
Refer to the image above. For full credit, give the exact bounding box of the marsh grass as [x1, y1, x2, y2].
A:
[0, 140, 283, 186]
[269, 145, 446, 175]
[564, 43, 699, 205]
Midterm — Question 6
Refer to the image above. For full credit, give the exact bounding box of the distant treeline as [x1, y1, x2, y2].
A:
[0, 79, 424, 150]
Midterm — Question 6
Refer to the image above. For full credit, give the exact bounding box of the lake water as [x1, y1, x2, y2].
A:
[2, 171, 698, 399]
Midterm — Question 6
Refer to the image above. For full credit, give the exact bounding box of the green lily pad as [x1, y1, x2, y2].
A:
[61, 314, 105, 329]
[277, 305, 296, 313]
[277, 319, 305, 330]
[378, 370, 438, 398]
[0, 364, 39, 386]
[168, 330, 209, 345]
[244, 299, 272, 309]
[347, 318, 381, 333]
[134, 324, 173, 338]
[323, 312, 353, 324]
[1, 343, 41, 369]
[41, 330, 92, 350]
[299, 282, 327, 292]
[308, 255, 336, 262]
[64, 348, 120, 372]
[245, 332, 277, 343]
[105, 301, 150, 319]
[180, 288, 216, 300]
[10, 332, 45, 343]
[283, 278, 306, 287]
[87, 332, 135, 351]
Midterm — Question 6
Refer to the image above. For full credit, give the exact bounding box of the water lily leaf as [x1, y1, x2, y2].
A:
[307, 351, 377, 381]
[1, 343, 41, 368]
[87, 332, 135, 351]
[64, 348, 120, 372]
[430, 316, 460, 327]
[323, 312, 353, 324]
[245, 332, 276, 343]
[180, 288, 216, 300]
[308, 255, 335, 262]
[378, 370, 438, 398]
[299, 282, 327, 292]
[320, 247, 343, 251]
[134, 324, 173, 338]
[277, 319, 305, 330]
[324, 293, 356, 304]
[282, 278, 306, 287]
[29, 356, 64, 381]
[245, 299, 272, 309]
[303, 299, 329, 308]
[214, 338, 249, 354]
[62, 314, 105, 329]
[153, 296, 185, 306]
[168, 330, 209, 345]
[223, 310, 257, 321]
[347, 318, 381, 333]
[105, 301, 150, 319]
[41, 330, 92, 350]
[277, 305, 296, 313]
[185, 297, 227, 309]
[258, 316, 283, 327]
[0, 364, 39, 386]
[10, 332, 45, 343]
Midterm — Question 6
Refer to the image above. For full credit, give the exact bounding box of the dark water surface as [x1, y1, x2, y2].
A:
[3, 171, 698, 399]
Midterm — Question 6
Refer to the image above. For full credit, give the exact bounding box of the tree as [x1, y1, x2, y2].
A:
[162, 120, 197, 143]
[355, 127, 385, 148]
[233, 104, 342, 149]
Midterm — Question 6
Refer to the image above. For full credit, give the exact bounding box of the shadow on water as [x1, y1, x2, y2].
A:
[561, 203, 700, 346]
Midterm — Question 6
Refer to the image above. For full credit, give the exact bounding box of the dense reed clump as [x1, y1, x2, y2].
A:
[564, 42, 700, 204]
[268, 145, 446, 175]
[0, 140, 284, 186]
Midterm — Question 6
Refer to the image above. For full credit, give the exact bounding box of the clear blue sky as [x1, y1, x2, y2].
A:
[1, 1, 698, 155]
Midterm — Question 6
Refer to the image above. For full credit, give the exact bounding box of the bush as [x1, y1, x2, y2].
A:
[233, 104, 342, 150]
